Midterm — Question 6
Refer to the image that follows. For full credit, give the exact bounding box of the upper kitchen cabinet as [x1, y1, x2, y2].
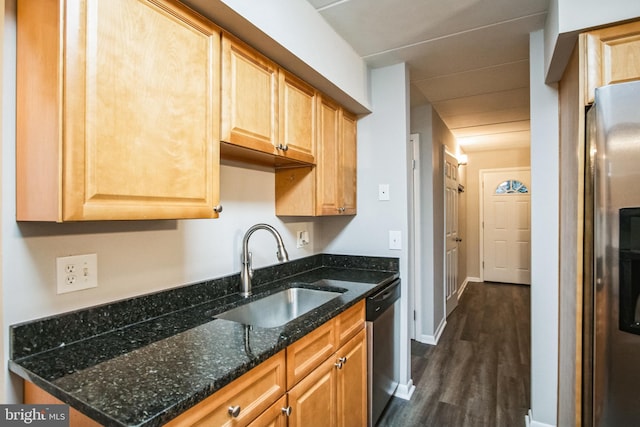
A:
[585, 20, 640, 104]
[16, 0, 221, 221]
[220, 34, 316, 166]
[221, 33, 278, 156]
[338, 110, 358, 215]
[278, 69, 317, 164]
[275, 96, 357, 216]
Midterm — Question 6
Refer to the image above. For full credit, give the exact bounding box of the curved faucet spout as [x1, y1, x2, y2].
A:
[240, 223, 289, 298]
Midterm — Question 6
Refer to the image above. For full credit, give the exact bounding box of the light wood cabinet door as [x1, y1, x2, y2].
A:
[585, 20, 640, 104]
[287, 355, 338, 427]
[274, 96, 357, 217]
[16, 0, 221, 221]
[339, 110, 358, 216]
[165, 351, 286, 427]
[221, 33, 278, 154]
[316, 96, 342, 215]
[247, 395, 289, 427]
[278, 69, 317, 164]
[336, 329, 367, 427]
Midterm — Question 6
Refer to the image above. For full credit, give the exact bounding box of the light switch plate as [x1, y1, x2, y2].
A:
[389, 230, 402, 250]
[379, 184, 390, 201]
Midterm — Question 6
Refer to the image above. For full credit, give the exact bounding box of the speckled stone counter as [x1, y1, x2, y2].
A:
[9, 254, 399, 427]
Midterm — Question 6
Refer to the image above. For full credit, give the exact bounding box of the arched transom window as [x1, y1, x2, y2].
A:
[495, 179, 529, 194]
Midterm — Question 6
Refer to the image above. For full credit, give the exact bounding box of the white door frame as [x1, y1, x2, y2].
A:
[409, 133, 421, 341]
[479, 167, 531, 282]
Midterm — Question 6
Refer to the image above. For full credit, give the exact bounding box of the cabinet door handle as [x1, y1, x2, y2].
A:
[277, 143, 289, 152]
[214, 204, 223, 213]
[338, 356, 347, 364]
[335, 361, 343, 369]
[228, 405, 241, 418]
[281, 406, 292, 417]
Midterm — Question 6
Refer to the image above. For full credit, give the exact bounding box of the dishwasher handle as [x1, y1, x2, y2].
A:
[366, 279, 401, 322]
[372, 289, 395, 302]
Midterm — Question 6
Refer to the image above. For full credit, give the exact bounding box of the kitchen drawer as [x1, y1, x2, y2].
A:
[286, 319, 336, 389]
[165, 351, 286, 427]
[335, 300, 365, 347]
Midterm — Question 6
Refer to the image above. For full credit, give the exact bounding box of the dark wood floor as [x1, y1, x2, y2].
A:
[377, 281, 531, 427]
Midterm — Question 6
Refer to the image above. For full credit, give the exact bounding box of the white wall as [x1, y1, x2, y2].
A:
[322, 63, 413, 396]
[0, 0, 4, 405]
[529, 29, 560, 427]
[1, 0, 370, 403]
[545, 0, 640, 82]
[220, 0, 368, 108]
[182, 0, 370, 113]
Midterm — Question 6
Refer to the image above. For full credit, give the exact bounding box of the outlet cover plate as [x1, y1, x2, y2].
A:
[379, 184, 390, 201]
[56, 254, 98, 294]
[389, 230, 402, 250]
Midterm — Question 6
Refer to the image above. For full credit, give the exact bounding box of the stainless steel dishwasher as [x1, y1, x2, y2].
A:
[366, 278, 401, 426]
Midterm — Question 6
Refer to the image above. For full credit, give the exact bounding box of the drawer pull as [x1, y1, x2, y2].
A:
[335, 361, 343, 369]
[338, 356, 347, 364]
[228, 405, 241, 418]
[282, 406, 292, 417]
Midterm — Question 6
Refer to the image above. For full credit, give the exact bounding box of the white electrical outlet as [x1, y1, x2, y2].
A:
[297, 230, 310, 248]
[56, 254, 98, 294]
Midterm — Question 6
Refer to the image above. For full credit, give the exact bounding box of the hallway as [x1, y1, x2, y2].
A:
[378, 282, 531, 426]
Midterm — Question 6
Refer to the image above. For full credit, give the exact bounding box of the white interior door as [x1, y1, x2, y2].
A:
[482, 169, 531, 285]
[445, 151, 459, 316]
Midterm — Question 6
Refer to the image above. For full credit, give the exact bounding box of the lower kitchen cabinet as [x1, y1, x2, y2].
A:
[22, 302, 367, 427]
[336, 328, 367, 427]
[164, 351, 286, 427]
[248, 396, 290, 427]
[287, 354, 338, 427]
[286, 328, 367, 427]
[23, 382, 102, 427]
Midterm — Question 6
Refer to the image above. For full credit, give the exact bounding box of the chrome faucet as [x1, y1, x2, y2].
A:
[240, 223, 289, 297]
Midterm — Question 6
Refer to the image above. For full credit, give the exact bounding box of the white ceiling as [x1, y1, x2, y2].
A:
[306, 0, 549, 152]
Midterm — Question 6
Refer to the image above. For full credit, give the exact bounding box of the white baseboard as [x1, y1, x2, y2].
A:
[457, 278, 470, 298]
[416, 318, 446, 345]
[467, 276, 482, 283]
[526, 409, 556, 427]
[394, 379, 415, 401]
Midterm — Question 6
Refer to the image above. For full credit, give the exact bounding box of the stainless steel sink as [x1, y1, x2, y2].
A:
[215, 287, 343, 328]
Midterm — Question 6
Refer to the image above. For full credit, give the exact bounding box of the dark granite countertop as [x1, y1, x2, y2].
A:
[8, 254, 399, 427]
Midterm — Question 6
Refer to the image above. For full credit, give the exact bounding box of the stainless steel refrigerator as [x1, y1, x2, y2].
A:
[585, 80, 640, 426]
